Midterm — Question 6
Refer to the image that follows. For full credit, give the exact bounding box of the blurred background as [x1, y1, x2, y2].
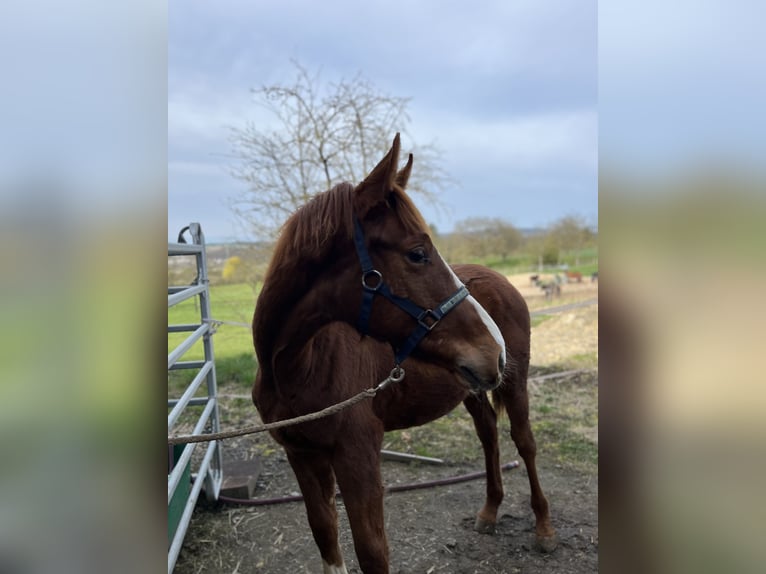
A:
[600, 2, 766, 573]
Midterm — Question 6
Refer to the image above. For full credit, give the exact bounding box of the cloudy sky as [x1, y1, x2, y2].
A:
[599, 1, 765, 178]
[169, 1, 597, 243]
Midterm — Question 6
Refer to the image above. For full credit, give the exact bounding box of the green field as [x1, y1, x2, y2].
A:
[168, 283, 258, 392]
[465, 246, 598, 277]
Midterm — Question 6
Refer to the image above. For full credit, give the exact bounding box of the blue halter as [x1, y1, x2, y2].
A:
[352, 217, 470, 365]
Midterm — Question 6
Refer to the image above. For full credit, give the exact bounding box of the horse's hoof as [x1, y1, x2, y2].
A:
[474, 516, 496, 534]
[534, 534, 559, 553]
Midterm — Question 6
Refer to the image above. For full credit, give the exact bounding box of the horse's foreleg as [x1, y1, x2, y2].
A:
[463, 393, 503, 534]
[285, 449, 348, 573]
[332, 442, 388, 574]
[504, 376, 558, 552]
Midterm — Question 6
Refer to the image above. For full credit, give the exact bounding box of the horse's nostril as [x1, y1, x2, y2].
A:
[498, 352, 506, 374]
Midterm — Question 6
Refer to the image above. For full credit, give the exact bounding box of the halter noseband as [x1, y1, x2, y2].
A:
[353, 217, 469, 365]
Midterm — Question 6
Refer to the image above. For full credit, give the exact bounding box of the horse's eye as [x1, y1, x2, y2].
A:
[407, 248, 429, 264]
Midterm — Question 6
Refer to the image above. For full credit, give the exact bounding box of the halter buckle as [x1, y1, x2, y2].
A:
[417, 309, 440, 331]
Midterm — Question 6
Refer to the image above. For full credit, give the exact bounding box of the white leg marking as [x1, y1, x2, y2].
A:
[323, 560, 348, 574]
[441, 256, 506, 357]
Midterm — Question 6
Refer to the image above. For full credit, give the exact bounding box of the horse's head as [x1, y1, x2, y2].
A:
[349, 134, 506, 392]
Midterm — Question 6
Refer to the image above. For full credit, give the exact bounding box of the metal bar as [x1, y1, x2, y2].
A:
[167, 323, 208, 369]
[190, 222, 224, 499]
[167, 361, 213, 431]
[168, 324, 202, 333]
[380, 449, 445, 465]
[169, 360, 205, 371]
[167, 398, 215, 501]
[528, 368, 596, 383]
[168, 243, 203, 255]
[168, 283, 206, 307]
[167, 438, 218, 574]
[168, 397, 208, 408]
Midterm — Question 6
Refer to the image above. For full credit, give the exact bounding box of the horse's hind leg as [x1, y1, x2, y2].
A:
[285, 449, 348, 573]
[463, 393, 504, 534]
[502, 367, 559, 552]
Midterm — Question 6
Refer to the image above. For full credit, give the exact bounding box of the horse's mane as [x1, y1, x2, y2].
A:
[272, 182, 357, 264]
[384, 185, 430, 236]
[253, 179, 429, 373]
[270, 179, 429, 264]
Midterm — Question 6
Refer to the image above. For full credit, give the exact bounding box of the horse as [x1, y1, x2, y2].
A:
[565, 271, 583, 283]
[540, 281, 562, 301]
[252, 135, 556, 573]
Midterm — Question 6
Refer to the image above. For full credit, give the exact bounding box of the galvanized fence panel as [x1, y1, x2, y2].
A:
[167, 223, 223, 574]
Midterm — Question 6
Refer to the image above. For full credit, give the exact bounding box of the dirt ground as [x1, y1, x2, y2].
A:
[173, 278, 598, 574]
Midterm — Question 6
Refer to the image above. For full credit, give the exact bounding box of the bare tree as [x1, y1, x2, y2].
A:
[229, 62, 449, 238]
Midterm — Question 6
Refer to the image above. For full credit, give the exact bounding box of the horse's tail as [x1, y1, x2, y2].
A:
[490, 345, 528, 417]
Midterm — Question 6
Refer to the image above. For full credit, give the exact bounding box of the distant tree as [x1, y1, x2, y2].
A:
[229, 61, 449, 239]
[452, 217, 522, 261]
[545, 215, 595, 266]
[488, 219, 523, 261]
[541, 238, 560, 267]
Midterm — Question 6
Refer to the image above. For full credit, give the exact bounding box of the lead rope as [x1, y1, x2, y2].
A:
[168, 366, 405, 445]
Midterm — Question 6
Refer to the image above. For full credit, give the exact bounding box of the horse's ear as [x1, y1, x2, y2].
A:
[355, 133, 401, 218]
[395, 153, 414, 190]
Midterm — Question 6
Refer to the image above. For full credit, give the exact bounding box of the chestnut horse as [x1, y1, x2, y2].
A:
[252, 135, 556, 573]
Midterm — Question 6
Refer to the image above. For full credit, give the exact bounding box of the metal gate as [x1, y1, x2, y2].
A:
[167, 223, 223, 573]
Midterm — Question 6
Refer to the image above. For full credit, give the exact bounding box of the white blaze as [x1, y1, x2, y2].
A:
[441, 256, 506, 362]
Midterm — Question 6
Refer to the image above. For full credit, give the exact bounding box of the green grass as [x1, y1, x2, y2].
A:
[479, 248, 598, 277]
[567, 352, 599, 369]
[567, 262, 599, 276]
[478, 255, 536, 276]
[530, 314, 554, 328]
[532, 419, 598, 470]
[168, 283, 258, 392]
[529, 373, 598, 472]
[475, 254, 538, 275]
[168, 283, 256, 357]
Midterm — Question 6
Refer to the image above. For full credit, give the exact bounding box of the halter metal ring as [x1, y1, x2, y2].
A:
[389, 366, 405, 382]
[362, 269, 383, 291]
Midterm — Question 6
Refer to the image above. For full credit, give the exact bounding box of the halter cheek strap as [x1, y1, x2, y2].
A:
[353, 217, 469, 365]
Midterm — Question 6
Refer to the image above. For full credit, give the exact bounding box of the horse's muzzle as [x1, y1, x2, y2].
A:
[458, 352, 504, 392]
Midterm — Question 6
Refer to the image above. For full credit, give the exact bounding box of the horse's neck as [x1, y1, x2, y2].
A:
[254, 259, 311, 359]
[255, 265, 354, 378]
[276, 289, 335, 356]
